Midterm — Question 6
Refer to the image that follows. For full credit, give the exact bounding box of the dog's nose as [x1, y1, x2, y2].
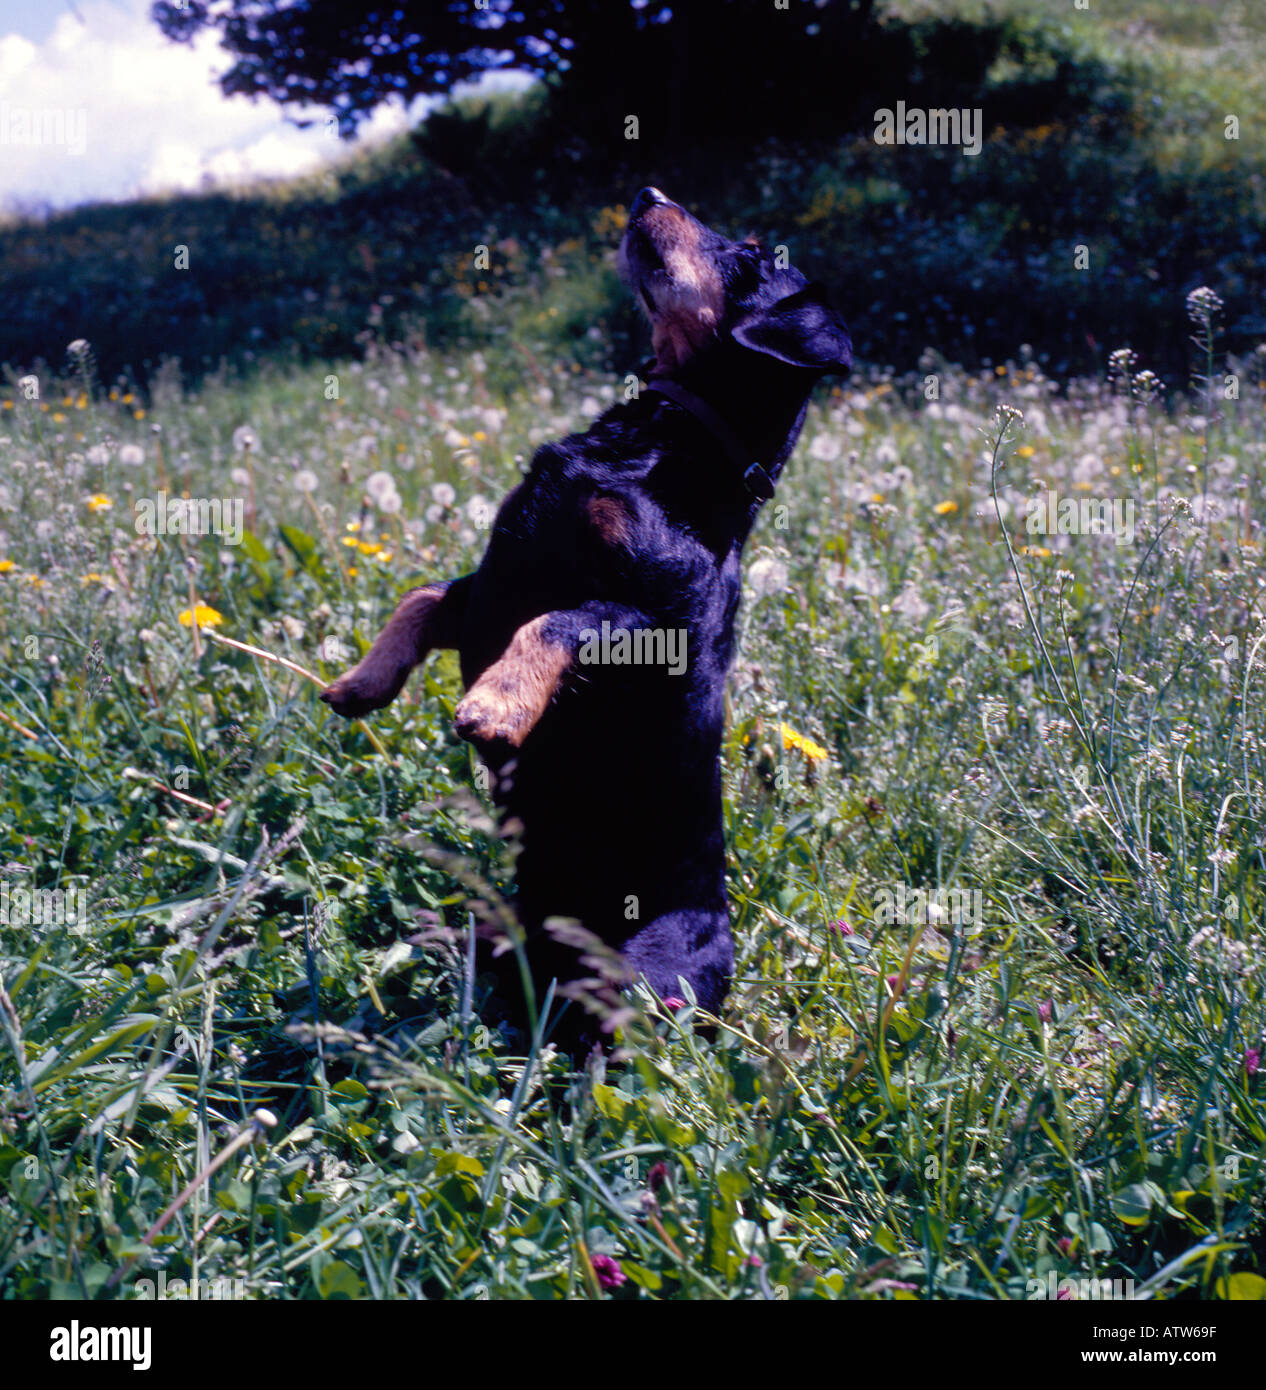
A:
[631, 186, 670, 218]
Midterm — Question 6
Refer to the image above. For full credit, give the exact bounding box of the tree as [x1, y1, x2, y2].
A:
[151, 0, 879, 140]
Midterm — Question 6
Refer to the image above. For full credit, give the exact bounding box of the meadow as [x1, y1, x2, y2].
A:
[0, 274, 1263, 1299]
[1, 0, 1265, 1303]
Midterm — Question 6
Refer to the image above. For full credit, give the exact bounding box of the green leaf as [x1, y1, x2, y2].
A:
[317, 1260, 365, 1300]
[591, 1083, 630, 1123]
[1216, 1273, 1266, 1301]
[1110, 1183, 1153, 1227]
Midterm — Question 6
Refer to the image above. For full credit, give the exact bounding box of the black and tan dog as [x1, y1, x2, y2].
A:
[321, 188, 852, 1047]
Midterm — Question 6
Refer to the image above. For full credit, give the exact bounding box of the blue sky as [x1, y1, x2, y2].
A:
[0, 0, 479, 212]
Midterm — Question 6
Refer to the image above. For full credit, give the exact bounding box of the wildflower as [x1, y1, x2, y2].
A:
[85, 493, 113, 512]
[0, 559, 15, 573]
[828, 918, 855, 936]
[86, 444, 110, 466]
[366, 471, 402, 513]
[178, 604, 224, 629]
[1132, 370, 1163, 404]
[933, 500, 958, 515]
[747, 555, 788, 598]
[1245, 1048, 1260, 1077]
[293, 469, 319, 493]
[232, 425, 260, 453]
[80, 573, 110, 586]
[780, 722, 829, 762]
[118, 444, 144, 467]
[590, 1254, 626, 1291]
[1015, 445, 1035, 458]
[366, 470, 396, 502]
[647, 1162, 670, 1192]
[662, 996, 687, 1011]
[431, 482, 456, 507]
[1185, 286, 1223, 331]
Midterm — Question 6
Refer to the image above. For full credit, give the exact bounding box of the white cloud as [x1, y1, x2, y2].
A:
[0, 0, 421, 211]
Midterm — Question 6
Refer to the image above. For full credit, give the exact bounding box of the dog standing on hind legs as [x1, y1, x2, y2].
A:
[321, 188, 852, 1051]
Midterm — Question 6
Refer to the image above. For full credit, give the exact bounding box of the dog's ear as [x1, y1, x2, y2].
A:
[732, 282, 853, 375]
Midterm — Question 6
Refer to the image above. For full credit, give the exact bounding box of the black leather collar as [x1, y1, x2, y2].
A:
[644, 376, 776, 502]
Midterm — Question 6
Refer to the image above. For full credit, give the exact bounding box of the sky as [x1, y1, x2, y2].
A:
[0, 0, 506, 213]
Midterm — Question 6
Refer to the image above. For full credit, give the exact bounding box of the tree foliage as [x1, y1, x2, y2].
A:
[151, 0, 879, 138]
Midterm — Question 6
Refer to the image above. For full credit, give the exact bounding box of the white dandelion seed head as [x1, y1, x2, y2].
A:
[365, 470, 396, 503]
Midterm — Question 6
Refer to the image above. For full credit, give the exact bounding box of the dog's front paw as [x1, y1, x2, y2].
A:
[454, 687, 535, 749]
[320, 666, 402, 719]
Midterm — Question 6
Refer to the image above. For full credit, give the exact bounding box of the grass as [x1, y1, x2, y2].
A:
[0, 264, 1264, 1298]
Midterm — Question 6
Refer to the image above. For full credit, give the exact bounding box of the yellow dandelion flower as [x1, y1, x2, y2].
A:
[357, 540, 383, 556]
[86, 493, 113, 512]
[178, 604, 224, 629]
[80, 572, 109, 585]
[934, 500, 959, 515]
[22, 574, 45, 587]
[52, 412, 66, 423]
[1015, 445, 1035, 458]
[376, 551, 393, 563]
[133, 409, 146, 421]
[473, 430, 487, 442]
[780, 722, 829, 763]
[1020, 545, 1053, 558]
[122, 393, 134, 404]
[0, 559, 15, 573]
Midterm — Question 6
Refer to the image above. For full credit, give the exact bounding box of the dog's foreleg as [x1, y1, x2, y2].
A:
[454, 603, 652, 750]
[321, 576, 472, 718]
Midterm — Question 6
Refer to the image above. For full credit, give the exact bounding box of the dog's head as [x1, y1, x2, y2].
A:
[618, 187, 852, 378]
